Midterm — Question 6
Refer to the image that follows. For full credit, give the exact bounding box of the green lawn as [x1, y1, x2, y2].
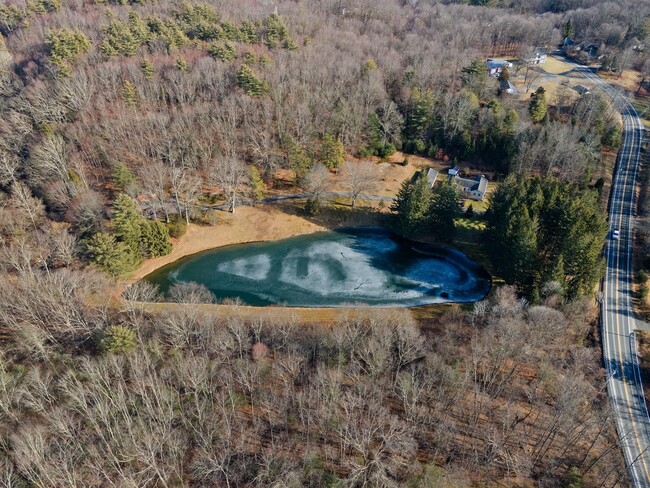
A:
[453, 216, 504, 286]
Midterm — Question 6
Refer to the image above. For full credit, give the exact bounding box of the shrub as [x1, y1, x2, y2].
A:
[168, 282, 215, 304]
[465, 203, 474, 218]
[304, 197, 322, 215]
[100, 325, 137, 353]
[167, 214, 187, 238]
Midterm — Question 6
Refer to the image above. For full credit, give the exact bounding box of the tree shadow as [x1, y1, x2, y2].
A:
[272, 199, 393, 231]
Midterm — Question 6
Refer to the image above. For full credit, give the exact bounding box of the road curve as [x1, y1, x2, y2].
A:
[565, 59, 650, 486]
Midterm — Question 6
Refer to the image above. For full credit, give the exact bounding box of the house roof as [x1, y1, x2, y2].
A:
[426, 168, 438, 188]
[453, 175, 488, 193]
[486, 59, 511, 70]
[500, 80, 516, 93]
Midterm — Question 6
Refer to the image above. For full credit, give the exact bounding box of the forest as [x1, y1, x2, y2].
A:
[0, 0, 648, 485]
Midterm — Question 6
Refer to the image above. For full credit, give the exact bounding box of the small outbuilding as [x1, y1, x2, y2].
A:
[426, 168, 439, 188]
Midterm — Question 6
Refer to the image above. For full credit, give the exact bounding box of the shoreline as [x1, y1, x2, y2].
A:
[128, 204, 327, 282]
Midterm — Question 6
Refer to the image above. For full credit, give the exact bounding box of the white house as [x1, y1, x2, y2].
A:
[486, 59, 513, 77]
[524, 50, 547, 65]
[451, 175, 489, 201]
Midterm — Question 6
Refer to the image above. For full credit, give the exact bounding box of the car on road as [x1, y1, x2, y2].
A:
[612, 229, 620, 240]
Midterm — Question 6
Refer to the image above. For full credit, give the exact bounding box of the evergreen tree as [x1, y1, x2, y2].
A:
[485, 176, 607, 299]
[87, 232, 139, 277]
[430, 181, 461, 242]
[563, 19, 574, 40]
[28, 0, 60, 14]
[100, 325, 137, 353]
[100, 18, 142, 57]
[498, 66, 510, 82]
[529, 86, 547, 123]
[208, 41, 237, 62]
[46, 28, 91, 75]
[237, 64, 267, 96]
[239, 20, 260, 44]
[461, 59, 491, 98]
[141, 221, 172, 257]
[265, 13, 295, 49]
[140, 59, 154, 79]
[121, 80, 138, 108]
[146, 17, 190, 52]
[220, 19, 243, 42]
[128, 11, 151, 45]
[602, 124, 622, 149]
[318, 133, 345, 170]
[248, 166, 266, 204]
[111, 193, 143, 254]
[287, 139, 312, 180]
[174, 2, 220, 41]
[112, 163, 136, 190]
[403, 88, 434, 153]
[176, 56, 188, 71]
[391, 172, 432, 239]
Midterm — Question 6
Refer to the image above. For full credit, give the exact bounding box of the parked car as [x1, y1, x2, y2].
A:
[612, 229, 620, 240]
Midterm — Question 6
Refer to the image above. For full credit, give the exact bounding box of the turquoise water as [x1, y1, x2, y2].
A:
[144, 227, 491, 307]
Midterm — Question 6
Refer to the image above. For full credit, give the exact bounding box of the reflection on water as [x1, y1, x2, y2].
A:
[144, 227, 491, 307]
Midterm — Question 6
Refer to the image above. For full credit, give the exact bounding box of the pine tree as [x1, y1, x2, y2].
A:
[46, 28, 91, 75]
[100, 18, 141, 57]
[287, 140, 312, 180]
[239, 20, 260, 44]
[265, 13, 295, 49]
[176, 56, 188, 71]
[128, 11, 151, 45]
[563, 19, 574, 40]
[403, 88, 434, 153]
[87, 232, 139, 277]
[318, 133, 345, 170]
[140, 59, 154, 80]
[498, 66, 510, 82]
[391, 172, 432, 239]
[141, 220, 172, 257]
[100, 325, 137, 353]
[529, 86, 547, 123]
[249, 166, 266, 204]
[121, 80, 138, 108]
[111, 194, 143, 254]
[430, 181, 461, 242]
[208, 41, 237, 62]
[112, 163, 136, 190]
[237, 64, 267, 96]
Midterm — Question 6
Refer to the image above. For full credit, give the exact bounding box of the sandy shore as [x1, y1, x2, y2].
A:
[130, 205, 327, 281]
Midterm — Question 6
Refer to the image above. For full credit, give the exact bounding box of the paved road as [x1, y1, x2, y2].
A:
[562, 57, 650, 486]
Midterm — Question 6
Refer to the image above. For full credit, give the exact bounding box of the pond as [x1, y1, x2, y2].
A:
[143, 227, 491, 307]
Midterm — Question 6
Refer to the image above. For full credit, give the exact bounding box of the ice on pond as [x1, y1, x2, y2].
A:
[217, 253, 271, 281]
[144, 227, 491, 307]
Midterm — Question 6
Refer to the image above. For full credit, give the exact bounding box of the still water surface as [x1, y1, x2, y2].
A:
[144, 227, 491, 307]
